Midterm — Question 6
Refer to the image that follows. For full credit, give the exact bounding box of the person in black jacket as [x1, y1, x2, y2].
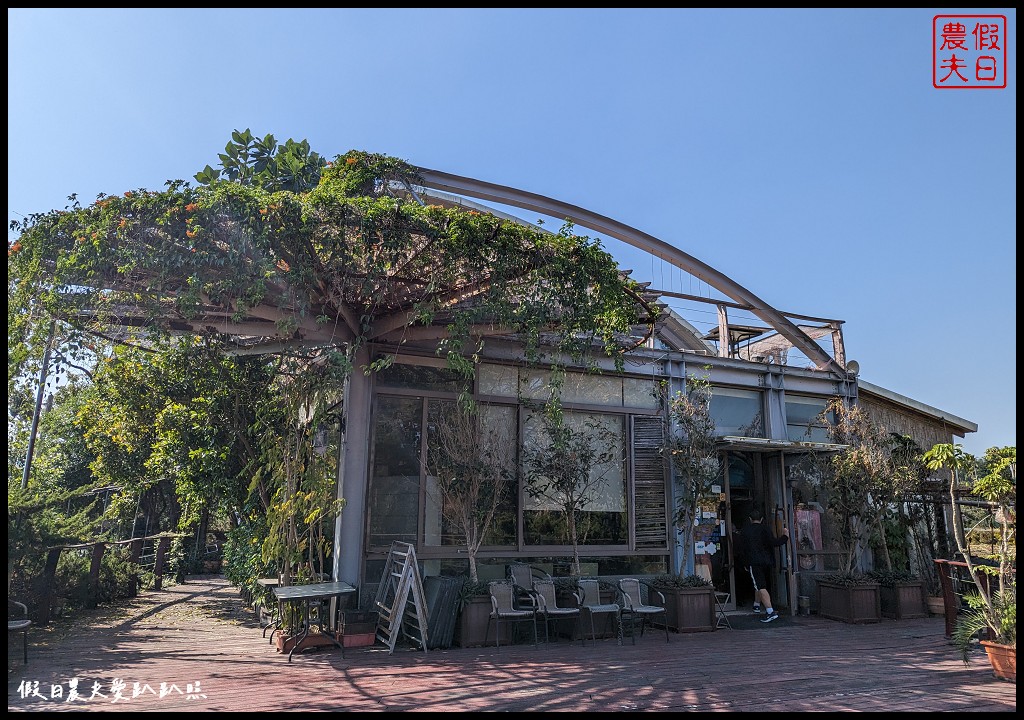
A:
[739, 508, 789, 623]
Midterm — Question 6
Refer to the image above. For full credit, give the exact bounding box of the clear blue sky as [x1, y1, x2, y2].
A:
[8, 8, 1016, 457]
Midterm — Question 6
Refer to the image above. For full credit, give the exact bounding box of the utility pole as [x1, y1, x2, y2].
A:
[21, 320, 56, 489]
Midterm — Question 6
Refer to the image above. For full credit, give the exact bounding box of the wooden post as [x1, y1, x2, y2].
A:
[129, 538, 144, 597]
[37, 547, 63, 626]
[153, 536, 172, 590]
[88, 542, 107, 608]
[933, 559, 956, 638]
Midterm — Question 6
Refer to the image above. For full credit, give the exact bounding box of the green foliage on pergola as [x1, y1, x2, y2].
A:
[9, 148, 657, 386]
[8, 137, 659, 585]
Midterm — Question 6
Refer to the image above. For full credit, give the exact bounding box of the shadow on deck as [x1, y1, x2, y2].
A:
[7, 576, 1016, 712]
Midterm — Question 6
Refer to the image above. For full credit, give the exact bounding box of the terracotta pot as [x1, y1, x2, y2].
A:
[980, 640, 1016, 683]
[274, 630, 342, 654]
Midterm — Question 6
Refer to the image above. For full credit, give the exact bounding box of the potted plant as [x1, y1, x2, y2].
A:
[649, 573, 716, 633]
[424, 402, 517, 584]
[793, 400, 907, 625]
[663, 370, 721, 578]
[925, 444, 1015, 682]
[867, 569, 927, 620]
[454, 579, 508, 648]
[816, 572, 882, 624]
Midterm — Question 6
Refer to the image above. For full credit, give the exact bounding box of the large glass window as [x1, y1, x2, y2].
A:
[522, 411, 627, 546]
[710, 386, 764, 437]
[424, 400, 517, 548]
[367, 395, 423, 547]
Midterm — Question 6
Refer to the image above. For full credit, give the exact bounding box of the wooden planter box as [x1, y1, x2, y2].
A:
[818, 581, 881, 624]
[455, 595, 510, 647]
[656, 586, 715, 633]
[879, 582, 927, 620]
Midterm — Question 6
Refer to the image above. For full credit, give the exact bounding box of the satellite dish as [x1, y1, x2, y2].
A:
[846, 360, 860, 376]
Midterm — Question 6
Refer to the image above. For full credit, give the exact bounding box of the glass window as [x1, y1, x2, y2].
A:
[367, 395, 423, 547]
[522, 410, 627, 546]
[477, 364, 518, 397]
[375, 361, 465, 392]
[786, 395, 834, 442]
[623, 376, 661, 409]
[710, 386, 764, 437]
[424, 400, 517, 548]
[560, 372, 623, 407]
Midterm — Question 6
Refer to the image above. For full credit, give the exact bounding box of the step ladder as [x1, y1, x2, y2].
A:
[374, 541, 430, 654]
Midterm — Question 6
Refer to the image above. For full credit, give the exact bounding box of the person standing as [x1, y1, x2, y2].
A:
[739, 508, 789, 623]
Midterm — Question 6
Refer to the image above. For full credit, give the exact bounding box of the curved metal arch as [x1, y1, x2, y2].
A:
[415, 167, 844, 375]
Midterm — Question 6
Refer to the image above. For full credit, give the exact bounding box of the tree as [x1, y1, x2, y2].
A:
[8, 129, 657, 591]
[664, 369, 720, 575]
[926, 443, 1016, 659]
[522, 402, 622, 576]
[424, 402, 517, 582]
[792, 398, 909, 575]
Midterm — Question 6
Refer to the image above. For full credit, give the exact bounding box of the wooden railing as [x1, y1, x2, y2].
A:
[35, 532, 184, 625]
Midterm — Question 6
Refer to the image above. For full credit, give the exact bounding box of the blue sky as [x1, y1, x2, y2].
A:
[8, 8, 1016, 457]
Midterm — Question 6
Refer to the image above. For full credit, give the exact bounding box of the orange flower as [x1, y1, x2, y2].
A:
[259, 208, 268, 215]
[345, 157, 358, 166]
[8, 241, 22, 255]
[276, 259, 290, 272]
[124, 191, 133, 198]
[185, 203, 198, 213]
[186, 230, 197, 238]
[119, 218, 127, 228]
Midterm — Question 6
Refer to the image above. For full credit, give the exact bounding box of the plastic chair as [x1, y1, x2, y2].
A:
[577, 579, 623, 645]
[533, 579, 582, 645]
[485, 580, 538, 648]
[618, 578, 669, 644]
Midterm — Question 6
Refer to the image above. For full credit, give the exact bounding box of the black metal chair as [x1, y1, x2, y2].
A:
[506, 563, 549, 608]
[9, 600, 31, 664]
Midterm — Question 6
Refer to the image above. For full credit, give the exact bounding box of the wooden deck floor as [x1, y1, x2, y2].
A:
[7, 575, 1015, 713]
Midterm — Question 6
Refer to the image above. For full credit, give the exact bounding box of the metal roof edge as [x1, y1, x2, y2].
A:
[857, 379, 978, 434]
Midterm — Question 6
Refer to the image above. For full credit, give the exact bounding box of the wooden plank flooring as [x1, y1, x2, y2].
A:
[7, 575, 1016, 712]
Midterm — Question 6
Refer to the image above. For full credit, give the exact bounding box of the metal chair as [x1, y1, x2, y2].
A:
[533, 579, 582, 645]
[618, 578, 670, 644]
[577, 579, 623, 645]
[8, 600, 31, 664]
[714, 590, 733, 629]
[506, 563, 549, 608]
[485, 580, 538, 648]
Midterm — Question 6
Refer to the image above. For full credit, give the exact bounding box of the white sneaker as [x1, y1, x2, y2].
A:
[761, 612, 779, 623]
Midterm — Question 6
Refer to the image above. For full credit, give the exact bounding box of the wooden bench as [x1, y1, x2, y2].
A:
[9, 600, 31, 664]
